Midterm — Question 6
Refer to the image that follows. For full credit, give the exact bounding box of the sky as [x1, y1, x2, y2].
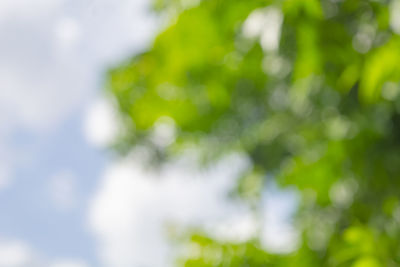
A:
[0, 1, 298, 266]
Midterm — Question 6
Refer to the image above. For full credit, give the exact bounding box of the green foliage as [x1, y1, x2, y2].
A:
[108, 0, 400, 265]
[180, 235, 275, 267]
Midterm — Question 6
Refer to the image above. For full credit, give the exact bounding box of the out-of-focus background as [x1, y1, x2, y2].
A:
[0, 0, 164, 266]
[0, 1, 289, 266]
[2, 0, 400, 266]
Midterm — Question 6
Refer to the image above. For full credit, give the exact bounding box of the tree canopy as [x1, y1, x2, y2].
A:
[107, 0, 400, 266]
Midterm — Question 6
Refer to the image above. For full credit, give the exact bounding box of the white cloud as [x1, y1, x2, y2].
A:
[88, 152, 250, 267]
[0, 0, 157, 191]
[88, 150, 301, 266]
[0, 0, 158, 134]
[83, 97, 120, 148]
[54, 17, 82, 50]
[210, 213, 259, 243]
[0, 240, 36, 267]
[0, 0, 63, 22]
[260, 183, 299, 253]
[0, 8, 89, 132]
[261, 222, 299, 254]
